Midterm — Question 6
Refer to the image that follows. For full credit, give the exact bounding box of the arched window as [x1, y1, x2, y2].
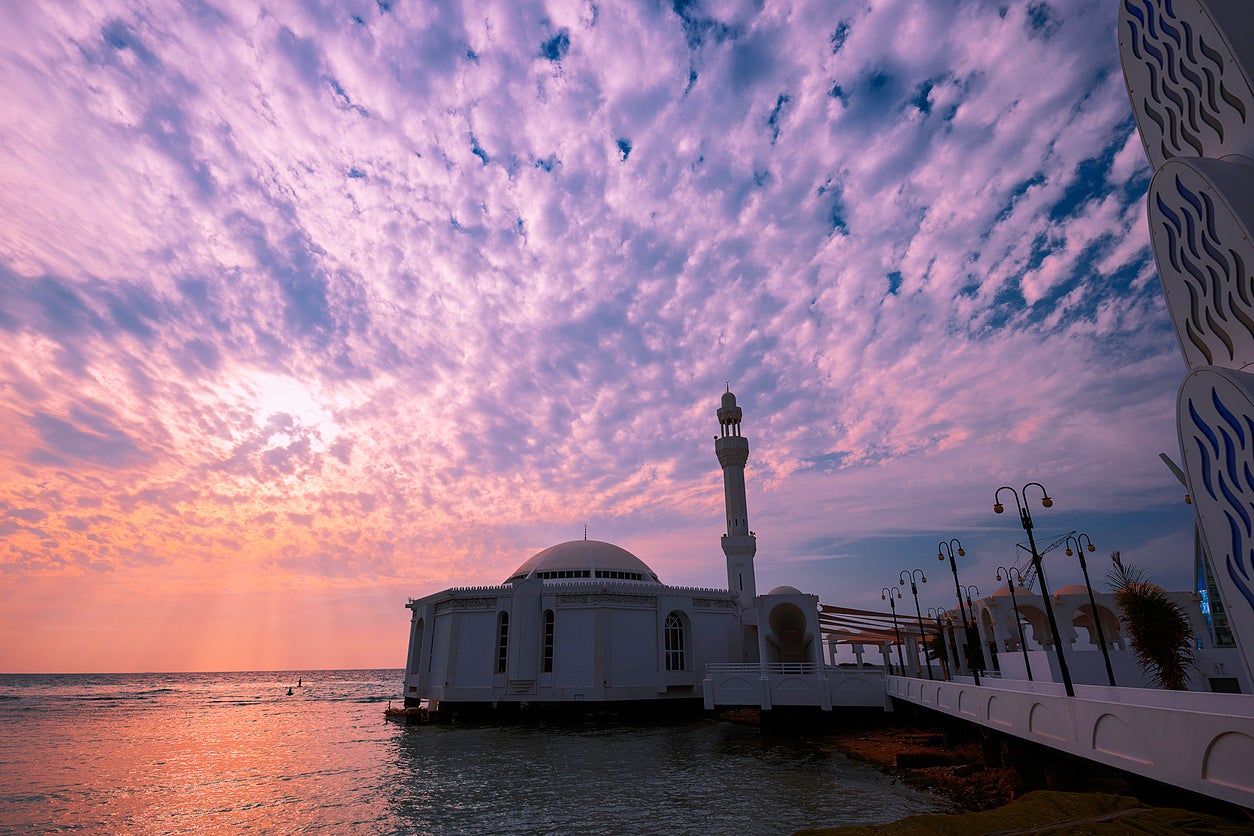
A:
[496, 612, 509, 674]
[664, 611, 687, 671]
[542, 610, 555, 673]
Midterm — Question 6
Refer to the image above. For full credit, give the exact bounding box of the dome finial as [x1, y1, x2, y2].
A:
[725, 380, 729, 393]
[583, 524, 587, 541]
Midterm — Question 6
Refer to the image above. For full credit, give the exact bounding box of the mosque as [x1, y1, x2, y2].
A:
[399, 389, 823, 715]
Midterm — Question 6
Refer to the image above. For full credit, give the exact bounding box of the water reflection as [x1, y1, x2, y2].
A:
[0, 672, 950, 835]
[383, 720, 948, 835]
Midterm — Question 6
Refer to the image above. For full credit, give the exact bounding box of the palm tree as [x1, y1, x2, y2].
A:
[1105, 551, 1197, 690]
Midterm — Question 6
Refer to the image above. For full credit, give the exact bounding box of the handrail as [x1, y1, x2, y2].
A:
[704, 662, 883, 676]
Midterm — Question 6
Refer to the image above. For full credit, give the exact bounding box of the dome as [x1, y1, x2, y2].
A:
[1055, 584, 1094, 595]
[506, 540, 661, 584]
[767, 585, 802, 595]
[721, 390, 738, 409]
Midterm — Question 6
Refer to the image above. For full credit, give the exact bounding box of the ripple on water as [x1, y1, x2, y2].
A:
[0, 672, 952, 834]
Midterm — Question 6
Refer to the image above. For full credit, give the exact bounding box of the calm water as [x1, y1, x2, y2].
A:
[0, 670, 952, 834]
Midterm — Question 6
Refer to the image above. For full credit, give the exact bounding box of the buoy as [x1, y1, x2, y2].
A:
[286, 687, 293, 696]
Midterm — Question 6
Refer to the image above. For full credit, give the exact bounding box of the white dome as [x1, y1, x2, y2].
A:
[767, 585, 802, 595]
[506, 540, 661, 584]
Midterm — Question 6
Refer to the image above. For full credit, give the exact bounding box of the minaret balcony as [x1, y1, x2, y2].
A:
[715, 436, 749, 468]
[721, 533, 757, 556]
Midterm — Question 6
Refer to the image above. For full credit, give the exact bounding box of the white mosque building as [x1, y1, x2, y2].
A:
[399, 389, 824, 715]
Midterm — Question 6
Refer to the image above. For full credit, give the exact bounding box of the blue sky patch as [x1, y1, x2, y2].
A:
[541, 29, 570, 62]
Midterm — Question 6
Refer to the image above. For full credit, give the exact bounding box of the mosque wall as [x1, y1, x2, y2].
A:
[552, 608, 595, 689]
[452, 611, 496, 689]
[611, 609, 658, 685]
[427, 615, 451, 691]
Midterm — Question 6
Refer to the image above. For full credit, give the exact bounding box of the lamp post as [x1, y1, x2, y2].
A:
[927, 607, 949, 679]
[994, 483, 1074, 697]
[881, 586, 906, 675]
[960, 584, 987, 673]
[937, 539, 980, 685]
[994, 565, 1033, 681]
[1065, 533, 1116, 687]
[943, 610, 963, 679]
[899, 569, 934, 679]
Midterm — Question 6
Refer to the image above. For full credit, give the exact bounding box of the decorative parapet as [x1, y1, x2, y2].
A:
[408, 582, 735, 608]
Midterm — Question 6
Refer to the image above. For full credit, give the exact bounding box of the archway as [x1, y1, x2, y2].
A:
[766, 603, 809, 664]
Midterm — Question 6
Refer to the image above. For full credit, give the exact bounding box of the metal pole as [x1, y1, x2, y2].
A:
[962, 585, 988, 673]
[939, 540, 980, 686]
[901, 570, 934, 680]
[1001, 483, 1074, 697]
[932, 610, 949, 679]
[1007, 576, 1033, 681]
[1068, 534, 1115, 687]
[883, 587, 905, 675]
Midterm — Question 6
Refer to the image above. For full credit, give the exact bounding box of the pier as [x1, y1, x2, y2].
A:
[886, 675, 1254, 810]
[702, 658, 1254, 810]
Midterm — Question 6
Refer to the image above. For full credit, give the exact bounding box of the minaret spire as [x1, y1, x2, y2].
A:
[715, 388, 757, 608]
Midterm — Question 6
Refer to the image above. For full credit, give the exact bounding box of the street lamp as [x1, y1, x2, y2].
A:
[994, 483, 1074, 697]
[927, 607, 949, 679]
[1065, 533, 1116, 687]
[942, 610, 963, 679]
[937, 538, 980, 685]
[959, 584, 986, 672]
[881, 586, 906, 675]
[899, 569, 934, 680]
[994, 565, 1033, 681]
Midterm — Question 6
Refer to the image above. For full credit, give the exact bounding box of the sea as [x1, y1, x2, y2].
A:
[0, 670, 954, 834]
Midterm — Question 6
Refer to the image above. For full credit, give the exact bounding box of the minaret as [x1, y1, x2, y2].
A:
[716, 387, 757, 609]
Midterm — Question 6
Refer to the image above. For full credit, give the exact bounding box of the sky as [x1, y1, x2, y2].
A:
[0, 0, 1199, 673]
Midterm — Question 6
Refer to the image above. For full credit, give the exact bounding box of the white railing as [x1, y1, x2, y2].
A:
[705, 662, 883, 677]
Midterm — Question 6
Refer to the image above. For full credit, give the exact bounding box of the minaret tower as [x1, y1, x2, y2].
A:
[716, 387, 757, 609]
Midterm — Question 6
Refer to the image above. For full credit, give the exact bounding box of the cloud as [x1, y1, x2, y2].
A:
[0, 0, 1197, 670]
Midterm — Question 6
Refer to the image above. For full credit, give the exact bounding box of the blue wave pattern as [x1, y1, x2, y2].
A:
[1154, 171, 1254, 366]
[1188, 388, 1254, 615]
[1123, 0, 1247, 163]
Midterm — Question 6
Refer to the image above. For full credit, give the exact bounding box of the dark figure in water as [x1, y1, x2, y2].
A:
[298, 677, 302, 687]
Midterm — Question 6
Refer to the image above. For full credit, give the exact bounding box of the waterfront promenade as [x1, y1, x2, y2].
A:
[704, 660, 1254, 809]
[888, 674, 1254, 809]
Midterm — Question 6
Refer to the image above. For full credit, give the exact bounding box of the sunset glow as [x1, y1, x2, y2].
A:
[0, 0, 1194, 673]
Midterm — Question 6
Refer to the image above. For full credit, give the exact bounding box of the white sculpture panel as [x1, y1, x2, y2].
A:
[1119, 0, 1254, 170]
[1178, 367, 1254, 679]
[1148, 156, 1254, 369]
[1121, 0, 1254, 687]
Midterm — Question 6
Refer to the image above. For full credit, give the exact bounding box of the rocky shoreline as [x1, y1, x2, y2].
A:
[805, 710, 1254, 833]
[826, 720, 1021, 812]
[714, 707, 1253, 832]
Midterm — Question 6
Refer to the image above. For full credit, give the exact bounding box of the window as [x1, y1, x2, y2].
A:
[542, 610, 555, 673]
[664, 611, 686, 672]
[496, 612, 509, 674]
[594, 570, 642, 580]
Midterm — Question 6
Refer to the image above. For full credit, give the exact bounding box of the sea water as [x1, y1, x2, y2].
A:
[0, 670, 952, 834]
